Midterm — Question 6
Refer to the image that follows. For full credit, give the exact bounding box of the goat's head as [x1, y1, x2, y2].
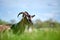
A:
[17, 11, 35, 24]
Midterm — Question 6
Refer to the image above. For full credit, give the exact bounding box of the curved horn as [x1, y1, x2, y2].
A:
[25, 11, 29, 14]
[17, 12, 23, 17]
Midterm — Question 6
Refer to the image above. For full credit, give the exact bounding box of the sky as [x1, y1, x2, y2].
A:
[0, 0, 60, 22]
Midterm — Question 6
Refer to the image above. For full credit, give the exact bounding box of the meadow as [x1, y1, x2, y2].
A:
[0, 18, 60, 40]
[0, 28, 60, 40]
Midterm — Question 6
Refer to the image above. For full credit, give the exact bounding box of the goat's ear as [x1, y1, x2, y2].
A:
[17, 12, 23, 17]
[32, 15, 35, 18]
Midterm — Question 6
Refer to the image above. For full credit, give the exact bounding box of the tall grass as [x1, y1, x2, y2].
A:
[0, 28, 60, 40]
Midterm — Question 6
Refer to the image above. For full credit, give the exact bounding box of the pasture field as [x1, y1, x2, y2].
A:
[0, 28, 60, 40]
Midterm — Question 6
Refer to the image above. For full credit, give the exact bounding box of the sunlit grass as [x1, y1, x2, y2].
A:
[0, 28, 60, 40]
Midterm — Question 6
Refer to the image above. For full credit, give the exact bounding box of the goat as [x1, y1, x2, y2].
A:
[11, 11, 35, 34]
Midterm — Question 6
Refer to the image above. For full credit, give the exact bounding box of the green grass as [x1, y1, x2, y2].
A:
[0, 28, 60, 40]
